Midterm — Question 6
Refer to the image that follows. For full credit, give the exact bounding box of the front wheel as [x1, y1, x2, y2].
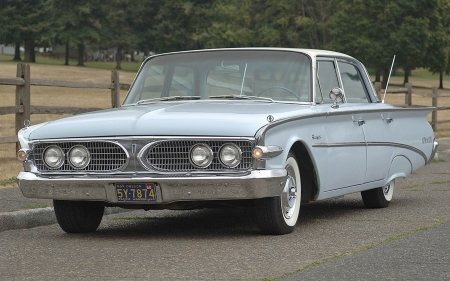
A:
[361, 180, 395, 208]
[53, 200, 104, 233]
[255, 153, 301, 235]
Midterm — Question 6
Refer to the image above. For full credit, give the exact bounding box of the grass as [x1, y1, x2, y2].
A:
[431, 180, 450, 185]
[0, 53, 143, 73]
[23, 204, 52, 210]
[0, 176, 17, 187]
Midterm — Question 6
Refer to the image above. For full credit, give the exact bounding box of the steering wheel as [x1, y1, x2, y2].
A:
[258, 86, 301, 101]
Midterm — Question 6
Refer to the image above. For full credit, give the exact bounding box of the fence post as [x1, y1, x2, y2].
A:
[405, 82, 412, 106]
[374, 82, 382, 100]
[111, 70, 120, 108]
[432, 87, 438, 131]
[15, 64, 30, 150]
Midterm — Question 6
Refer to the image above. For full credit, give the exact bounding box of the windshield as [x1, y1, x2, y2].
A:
[123, 50, 312, 105]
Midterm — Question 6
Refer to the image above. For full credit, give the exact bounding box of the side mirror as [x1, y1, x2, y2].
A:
[329, 87, 344, 108]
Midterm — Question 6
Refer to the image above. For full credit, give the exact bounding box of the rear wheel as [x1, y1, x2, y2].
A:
[361, 180, 395, 208]
[53, 200, 104, 233]
[255, 153, 301, 235]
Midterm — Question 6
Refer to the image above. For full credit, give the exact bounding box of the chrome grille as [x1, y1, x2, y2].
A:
[32, 142, 128, 172]
[142, 140, 254, 171]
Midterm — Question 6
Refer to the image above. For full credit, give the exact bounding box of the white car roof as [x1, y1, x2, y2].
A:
[154, 47, 355, 61]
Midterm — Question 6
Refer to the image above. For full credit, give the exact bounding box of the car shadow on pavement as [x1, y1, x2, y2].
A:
[55, 195, 397, 239]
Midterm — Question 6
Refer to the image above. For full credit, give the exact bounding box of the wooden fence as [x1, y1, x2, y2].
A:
[373, 82, 448, 130]
[0, 64, 447, 147]
[0, 63, 131, 145]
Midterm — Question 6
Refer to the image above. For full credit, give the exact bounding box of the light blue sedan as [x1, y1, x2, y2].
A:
[16, 48, 438, 235]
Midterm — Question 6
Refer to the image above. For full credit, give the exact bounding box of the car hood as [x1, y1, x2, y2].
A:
[25, 101, 312, 140]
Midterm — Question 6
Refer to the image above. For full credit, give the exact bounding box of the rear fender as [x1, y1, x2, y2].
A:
[385, 155, 412, 184]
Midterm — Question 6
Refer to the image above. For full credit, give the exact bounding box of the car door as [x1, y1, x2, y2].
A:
[337, 60, 394, 183]
[315, 58, 367, 191]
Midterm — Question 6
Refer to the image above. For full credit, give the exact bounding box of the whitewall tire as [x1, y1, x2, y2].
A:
[361, 179, 395, 208]
[255, 152, 301, 235]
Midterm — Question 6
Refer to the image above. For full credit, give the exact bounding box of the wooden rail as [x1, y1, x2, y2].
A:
[0, 64, 131, 146]
[374, 82, 444, 130]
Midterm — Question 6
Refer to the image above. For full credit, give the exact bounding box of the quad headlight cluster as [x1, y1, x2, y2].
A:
[43, 145, 90, 169]
[189, 143, 242, 168]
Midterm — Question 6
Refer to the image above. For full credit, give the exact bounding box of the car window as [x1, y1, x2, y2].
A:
[206, 60, 311, 102]
[124, 50, 312, 105]
[338, 62, 368, 103]
[168, 66, 194, 96]
[316, 61, 340, 103]
[134, 66, 194, 102]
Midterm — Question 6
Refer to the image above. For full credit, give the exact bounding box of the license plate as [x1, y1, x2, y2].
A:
[115, 183, 157, 202]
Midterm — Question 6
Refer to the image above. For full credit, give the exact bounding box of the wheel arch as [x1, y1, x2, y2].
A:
[385, 155, 412, 184]
[289, 141, 319, 202]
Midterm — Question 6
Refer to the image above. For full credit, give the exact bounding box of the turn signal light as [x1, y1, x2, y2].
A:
[17, 150, 28, 162]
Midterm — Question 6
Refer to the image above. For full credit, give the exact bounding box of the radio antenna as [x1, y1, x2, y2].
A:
[382, 55, 396, 104]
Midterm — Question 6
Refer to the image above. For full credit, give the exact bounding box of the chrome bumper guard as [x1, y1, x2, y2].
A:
[17, 170, 288, 203]
[428, 141, 439, 164]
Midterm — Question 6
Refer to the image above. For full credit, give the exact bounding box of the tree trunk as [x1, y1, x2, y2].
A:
[77, 43, 85, 66]
[439, 71, 444, 89]
[115, 45, 123, 70]
[13, 42, 21, 61]
[382, 68, 389, 89]
[24, 38, 35, 62]
[403, 68, 410, 85]
[65, 41, 69, 66]
[375, 69, 381, 82]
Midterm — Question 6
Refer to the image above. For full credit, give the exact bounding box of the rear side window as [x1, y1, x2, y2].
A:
[338, 62, 368, 103]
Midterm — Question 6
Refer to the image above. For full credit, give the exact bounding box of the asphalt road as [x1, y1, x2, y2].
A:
[1, 161, 449, 280]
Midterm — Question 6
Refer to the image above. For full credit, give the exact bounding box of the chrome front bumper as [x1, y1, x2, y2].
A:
[17, 170, 288, 203]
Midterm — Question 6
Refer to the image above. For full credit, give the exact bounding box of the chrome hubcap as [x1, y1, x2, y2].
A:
[281, 165, 297, 219]
[382, 180, 394, 201]
[384, 184, 391, 195]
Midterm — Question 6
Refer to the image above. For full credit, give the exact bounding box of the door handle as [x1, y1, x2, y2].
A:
[352, 117, 365, 126]
[381, 114, 393, 124]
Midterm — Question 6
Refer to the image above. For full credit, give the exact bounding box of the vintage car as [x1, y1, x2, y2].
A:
[16, 48, 438, 235]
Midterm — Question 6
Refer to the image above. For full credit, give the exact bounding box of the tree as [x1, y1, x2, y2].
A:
[0, 0, 53, 61]
[199, 0, 253, 48]
[12, 0, 54, 62]
[147, 0, 214, 53]
[427, 0, 450, 89]
[329, 0, 447, 88]
[53, 0, 103, 66]
[0, 1, 24, 61]
[101, 0, 142, 69]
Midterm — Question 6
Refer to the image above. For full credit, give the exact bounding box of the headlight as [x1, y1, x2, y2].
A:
[68, 145, 90, 169]
[219, 143, 242, 168]
[190, 144, 213, 168]
[43, 145, 65, 169]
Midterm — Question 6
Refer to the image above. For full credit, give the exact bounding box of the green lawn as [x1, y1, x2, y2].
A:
[0, 53, 142, 73]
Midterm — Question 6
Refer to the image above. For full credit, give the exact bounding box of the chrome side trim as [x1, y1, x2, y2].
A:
[312, 141, 428, 164]
[255, 106, 435, 146]
[255, 113, 328, 146]
[312, 142, 366, 148]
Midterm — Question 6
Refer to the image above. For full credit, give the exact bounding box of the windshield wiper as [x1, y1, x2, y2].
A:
[209, 95, 274, 103]
[135, 96, 201, 105]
